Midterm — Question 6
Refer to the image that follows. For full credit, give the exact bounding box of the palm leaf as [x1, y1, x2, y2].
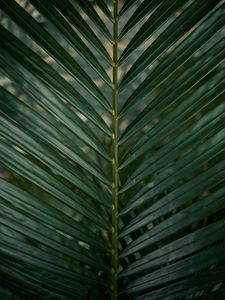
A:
[0, 0, 225, 299]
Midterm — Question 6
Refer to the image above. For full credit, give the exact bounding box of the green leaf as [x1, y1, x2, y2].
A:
[0, 203, 109, 271]
[120, 220, 225, 277]
[119, 0, 221, 89]
[122, 242, 225, 295]
[0, 116, 110, 204]
[0, 0, 111, 106]
[1, 0, 225, 299]
[119, 0, 140, 16]
[119, 0, 177, 40]
[30, 0, 112, 81]
[0, 88, 111, 184]
[0, 180, 109, 252]
[0, 142, 110, 228]
[119, 5, 225, 117]
[135, 269, 225, 300]
[49, 0, 112, 63]
[0, 27, 111, 135]
[95, 0, 112, 19]
[70, 0, 112, 40]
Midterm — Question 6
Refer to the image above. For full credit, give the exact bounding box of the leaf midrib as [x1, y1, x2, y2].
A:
[111, 1, 119, 299]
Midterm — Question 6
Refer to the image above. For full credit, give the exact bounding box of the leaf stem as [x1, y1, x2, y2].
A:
[112, 0, 118, 299]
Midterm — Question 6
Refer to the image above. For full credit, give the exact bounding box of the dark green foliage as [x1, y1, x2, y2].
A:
[0, 0, 225, 299]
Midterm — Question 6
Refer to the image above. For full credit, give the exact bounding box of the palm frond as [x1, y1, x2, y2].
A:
[0, 0, 225, 299]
